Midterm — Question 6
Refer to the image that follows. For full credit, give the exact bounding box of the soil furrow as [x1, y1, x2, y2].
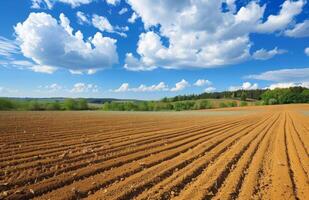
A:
[5, 116, 254, 199]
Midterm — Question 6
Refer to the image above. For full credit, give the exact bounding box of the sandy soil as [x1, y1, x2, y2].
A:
[0, 104, 308, 200]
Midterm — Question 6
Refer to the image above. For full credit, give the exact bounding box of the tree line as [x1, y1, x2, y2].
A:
[1, 87, 308, 111]
[0, 98, 88, 111]
[261, 87, 309, 105]
[102, 99, 245, 111]
[162, 89, 266, 102]
[162, 87, 309, 104]
[101, 86, 308, 111]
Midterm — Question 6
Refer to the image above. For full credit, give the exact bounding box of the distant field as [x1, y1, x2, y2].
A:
[0, 104, 308, 200]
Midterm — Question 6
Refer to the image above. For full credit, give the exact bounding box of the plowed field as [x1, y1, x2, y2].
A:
[0, 104, 308, 200]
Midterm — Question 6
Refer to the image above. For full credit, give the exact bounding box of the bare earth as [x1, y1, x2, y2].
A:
[0, 104, 308, 200]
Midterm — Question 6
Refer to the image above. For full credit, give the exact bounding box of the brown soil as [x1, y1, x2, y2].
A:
[0, 104, 308, 200]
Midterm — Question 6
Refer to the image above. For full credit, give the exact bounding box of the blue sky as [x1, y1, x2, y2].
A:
[0, 0, 308, 100]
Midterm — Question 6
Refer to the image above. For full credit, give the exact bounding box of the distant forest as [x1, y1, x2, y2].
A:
[164, 86, 309, 103]
[102, 87, 309, 111]
[0, 98, 89, 111]
[163, 89, 266, 102]
[0, 87, 308, 111]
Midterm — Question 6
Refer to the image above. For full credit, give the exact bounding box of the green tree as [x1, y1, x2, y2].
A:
[77, 99, 88, 110]
[240, 92, 247, 101]
[268, 98, 277, 105]
[28, 100, 41, 111]
[199, 100, 212, 109]
[300, 89, 309, 103]
[102, 102, 111, 110]
[0, 98, 14, 110]
[63, 99, 77, 110]
[174, 102, 184, 111]
[45, 101, 61, 110]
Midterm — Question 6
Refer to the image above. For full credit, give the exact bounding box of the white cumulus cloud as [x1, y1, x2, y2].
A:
[305, 48, 309, 56]
[229, 82, 258, 91]
[76, 11, 90, 25]
[128, 12, 138, 23]
[124, 0, 303, 71]
[92, 14, 127, 37]
[204, 87, 216, 93]
[256, 0, 305, 33]
[106, 0, 120, 6]
[124, 52, 156, 71]
[267, 82, 309, 90]
[70, 83, 99, 93]
[92, 14, 114, 32]
[170, 79, 189, 92]
[118, 8, 128, 15]
[285, 20, 309, 38]
[194, 79, 212, 87]
[31, 0, 94, 9]
[14, 12, 118, 74]
[113, 82, 168, 92]
[114, 83, 129, 92]
[131, 82, 168, 92]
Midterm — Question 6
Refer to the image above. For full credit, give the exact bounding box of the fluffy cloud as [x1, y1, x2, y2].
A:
[14, 12, 118, 74]
[124, 52, 156, 71]
[204, 87, 216, 93]
[170, 79, 189, 92]
[36, 83, 99, 94]
[106, 0, 120, 6]
[118, 8, 128, 15]
[229, 82, 258, 91]
[256, 0, 305, 33]
[252, 47, 287, 60]
[128, 12, 138, 23]
[31, 0, 94, 9]
[114, 83, 129, 92]
[125, 0, 304, 71]
[132, 82, 168, 92]
[246, 68, 309, 82]
[31, 0, 52, 9]
[285, 20, 309, 38]
[76, 11, 90, 25]
[194, 79, 212, 87]
[113, 82, 168, 92]
[305, 48, 309, 56]
[267, 82, 309, 90]
[70, 83, 98, 93]
[92, 14, 114, 32]
[92, 14, 127, 37]
[112, 80, 190, 93]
